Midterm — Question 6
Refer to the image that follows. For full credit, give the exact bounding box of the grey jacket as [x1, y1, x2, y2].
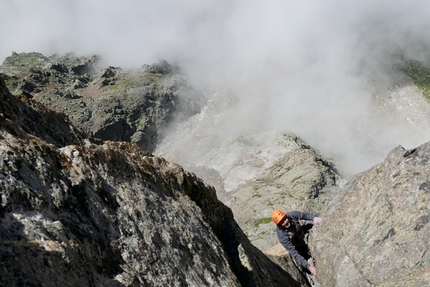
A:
[276, 211, 317, 269]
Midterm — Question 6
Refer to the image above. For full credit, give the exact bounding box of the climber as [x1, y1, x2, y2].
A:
[271, 210, 323, 276]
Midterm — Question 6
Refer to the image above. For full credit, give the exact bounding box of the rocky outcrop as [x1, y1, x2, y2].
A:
[226, 133, 342, 250]
[311, 143, 430, 286]
[0, 76, 311, 286]
[0, 52, 202, 152]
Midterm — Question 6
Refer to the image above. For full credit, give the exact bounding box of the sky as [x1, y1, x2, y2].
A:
[2, 0, 430, 175]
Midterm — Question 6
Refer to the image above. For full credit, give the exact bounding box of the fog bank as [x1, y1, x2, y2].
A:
[2, 0, 430, 175]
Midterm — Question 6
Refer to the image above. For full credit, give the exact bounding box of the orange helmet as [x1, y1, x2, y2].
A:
[271, 209, 286, 224]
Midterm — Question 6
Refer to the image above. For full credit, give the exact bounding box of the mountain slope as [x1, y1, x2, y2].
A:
[0, 76, 310, 286]
[0, 52, 202, 153]
[1, 52, 345, 253]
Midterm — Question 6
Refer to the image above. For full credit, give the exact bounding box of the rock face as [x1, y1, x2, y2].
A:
[311, 143, 430, 286]
[0, 76, 311, 286]
[224, 133, 342, 251]
[0, 52, 202, 152]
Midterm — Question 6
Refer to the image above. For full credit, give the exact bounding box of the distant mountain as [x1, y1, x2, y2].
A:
[0, 52, 203, 153]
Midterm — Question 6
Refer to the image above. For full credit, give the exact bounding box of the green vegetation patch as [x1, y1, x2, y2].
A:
[253, 217, 272, 227]
[401, 61, 430, 101]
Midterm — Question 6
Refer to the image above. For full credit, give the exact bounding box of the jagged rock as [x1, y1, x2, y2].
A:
[141, 60, 179, 75]
[0, 76, 310, 286]
[98, 66, 121, 88]
[0, 52, 201, 153]
[50, 62, 69, 74]
[311, 143, 430, 286]
[0, 79, 86, 147]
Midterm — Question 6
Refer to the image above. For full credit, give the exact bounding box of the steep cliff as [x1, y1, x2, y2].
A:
[311, 142, 430, 286]
[0, 76, 310, 286]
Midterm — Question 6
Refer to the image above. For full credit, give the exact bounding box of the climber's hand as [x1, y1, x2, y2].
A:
[313, 217, 323, 225]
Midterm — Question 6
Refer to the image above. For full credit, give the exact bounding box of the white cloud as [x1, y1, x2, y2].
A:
[2, 0, 430, 175]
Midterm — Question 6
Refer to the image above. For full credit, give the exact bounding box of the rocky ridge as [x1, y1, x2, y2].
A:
[0, 52, 202, 153]
[0, 76, 310, 286]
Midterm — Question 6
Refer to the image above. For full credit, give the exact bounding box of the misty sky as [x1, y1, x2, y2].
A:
[2, 0, 430, 175]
